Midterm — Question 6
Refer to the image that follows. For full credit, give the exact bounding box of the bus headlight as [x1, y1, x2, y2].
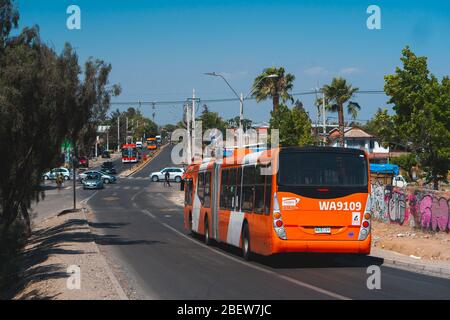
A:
[273, 193, 287, 240]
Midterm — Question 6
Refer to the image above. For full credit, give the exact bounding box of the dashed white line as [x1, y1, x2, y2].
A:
[141, 209, 351, 300]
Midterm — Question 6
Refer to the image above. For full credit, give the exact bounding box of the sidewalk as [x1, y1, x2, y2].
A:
[370, 220, 450, 278]
[31, 183, 78, 225]
[12, 204, 127, 300]
[371, 247, 450, 279]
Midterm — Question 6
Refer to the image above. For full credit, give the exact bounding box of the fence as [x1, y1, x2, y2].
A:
[370, 181, 450, 232]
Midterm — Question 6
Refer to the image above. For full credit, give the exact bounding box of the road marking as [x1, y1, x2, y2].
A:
[142, 209, 155, 218]
[142, 209, 351, 300]
[80, 191, 99, 204]
[124, 186, 130, 190]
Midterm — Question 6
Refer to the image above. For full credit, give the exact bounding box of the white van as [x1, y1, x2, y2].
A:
[136, 141, 143, 149]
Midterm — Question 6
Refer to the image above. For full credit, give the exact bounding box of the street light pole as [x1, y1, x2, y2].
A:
[205, 72, 278, 148]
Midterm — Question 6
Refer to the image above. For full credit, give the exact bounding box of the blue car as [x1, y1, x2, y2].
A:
[82, 173, 104, 190]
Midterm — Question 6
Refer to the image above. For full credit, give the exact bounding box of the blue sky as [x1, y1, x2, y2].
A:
[17, 0, 450, 125]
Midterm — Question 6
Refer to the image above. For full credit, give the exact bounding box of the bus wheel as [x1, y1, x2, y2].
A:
[242, 223, 251, 261]
[204, 216, 212, 246]
[189, 213, 194, 235]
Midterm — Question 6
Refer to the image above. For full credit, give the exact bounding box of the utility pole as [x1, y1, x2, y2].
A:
[117, 115, 120, 152]
[186, 102, 192, 164]
[106, 129, 109, 151]
[322, 92, 327, 144]
[72, 145, 77, 210]
[126, 117, 129, 144]
[192, 89, 196, 162]
[239, 92, 244, 148]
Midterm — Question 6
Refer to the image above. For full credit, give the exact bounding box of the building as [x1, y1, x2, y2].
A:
[328, 126, 391, 163]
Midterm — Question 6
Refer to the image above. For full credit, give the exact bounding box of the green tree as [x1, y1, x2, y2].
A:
[227, 116, 252, 131]
[384, 46, 450, 189]
[321, 77, 360, 146]
[0, 2, 119, 238]
[253, 67, 295, 113]
[390, 154, 418, 181]
[269, 104, 313, 147]
[197, 104, 227, 134]
[363, 108, 398, 149]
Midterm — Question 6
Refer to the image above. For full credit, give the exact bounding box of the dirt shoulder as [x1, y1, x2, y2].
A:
[372, 220, 450, 262]
[11, 206, 126, 300]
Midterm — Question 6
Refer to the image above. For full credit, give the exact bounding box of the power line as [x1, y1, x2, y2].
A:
[110, 89, 386, 107]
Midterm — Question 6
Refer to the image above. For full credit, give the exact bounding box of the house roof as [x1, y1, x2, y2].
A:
[329, 126, 373, 139]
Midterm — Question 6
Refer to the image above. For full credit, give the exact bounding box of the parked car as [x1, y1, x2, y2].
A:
[101, 161, 117, 174]
[101, 151, 111, 158]
[393, 175, 408, 188]
[79, 170, 116, 184]
[150, 167, 184, 182]
[78, 156, 89, 168]
[101, 166, 117, 175]
[82, 172, 104, 190]
[42, 167, 72, 180]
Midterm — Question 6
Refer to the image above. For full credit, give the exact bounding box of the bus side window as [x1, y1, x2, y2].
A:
[220, 169, 228, 210]
[235, 167, 242, 211]
[197, 172, 205, 204]
[254, 165, 265, 214]
[264, 173, 272, 215]
[242, 165, 255, 212]
[204, 171, 211, 208]
[228, 168, 236, 210]
[185, 179, 193, 205]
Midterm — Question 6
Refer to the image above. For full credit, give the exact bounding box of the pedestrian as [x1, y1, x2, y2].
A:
[56, 173, 63, 190]
[164, 170, 171, 187]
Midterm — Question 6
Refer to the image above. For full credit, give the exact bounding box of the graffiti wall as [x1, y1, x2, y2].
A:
[370, 181, 450, 232]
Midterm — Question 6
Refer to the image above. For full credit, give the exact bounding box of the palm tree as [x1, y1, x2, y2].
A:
[321, 77, 360, 147]
[253, 67, 295, 113]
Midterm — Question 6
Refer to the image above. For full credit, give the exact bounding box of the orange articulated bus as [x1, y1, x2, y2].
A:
[183, 146, 371, 260]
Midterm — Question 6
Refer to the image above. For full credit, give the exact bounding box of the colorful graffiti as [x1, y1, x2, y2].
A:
[370, 181, 450, 232]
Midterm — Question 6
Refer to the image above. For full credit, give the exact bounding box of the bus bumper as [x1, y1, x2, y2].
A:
[271, 234, 371, 255]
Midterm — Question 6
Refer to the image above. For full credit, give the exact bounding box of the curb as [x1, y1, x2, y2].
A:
[81, 205, 129, 300]
[370, 248, 450, 279]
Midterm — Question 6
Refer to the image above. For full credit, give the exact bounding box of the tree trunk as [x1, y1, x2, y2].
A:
[272, 95, 279, 113]
[20, 202, 32, 236]
[338, 104, 345, 147]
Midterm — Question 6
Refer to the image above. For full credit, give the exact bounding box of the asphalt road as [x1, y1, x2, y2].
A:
[85, 145, 450, 300]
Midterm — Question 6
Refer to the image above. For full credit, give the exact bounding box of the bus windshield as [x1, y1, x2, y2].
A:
[122, 147, 137, 157]
[278, 151, 368, 187]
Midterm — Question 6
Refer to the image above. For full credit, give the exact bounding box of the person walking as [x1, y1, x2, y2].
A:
[164, 170, 171, 187]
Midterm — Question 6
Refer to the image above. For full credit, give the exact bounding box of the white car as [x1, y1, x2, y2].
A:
[42, 167, 72, 180]
[150, 167, 184, 182]
[393, 175, 408, 188]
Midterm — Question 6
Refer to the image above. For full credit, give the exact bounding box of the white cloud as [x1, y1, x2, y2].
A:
[304, 66, 328, 76]
[339, 67, 361, 75]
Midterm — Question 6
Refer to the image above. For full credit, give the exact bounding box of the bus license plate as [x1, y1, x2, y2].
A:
[315, 227, 331, 234]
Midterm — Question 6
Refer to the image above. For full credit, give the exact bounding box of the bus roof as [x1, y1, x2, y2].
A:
[185, 146, 368, 173]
